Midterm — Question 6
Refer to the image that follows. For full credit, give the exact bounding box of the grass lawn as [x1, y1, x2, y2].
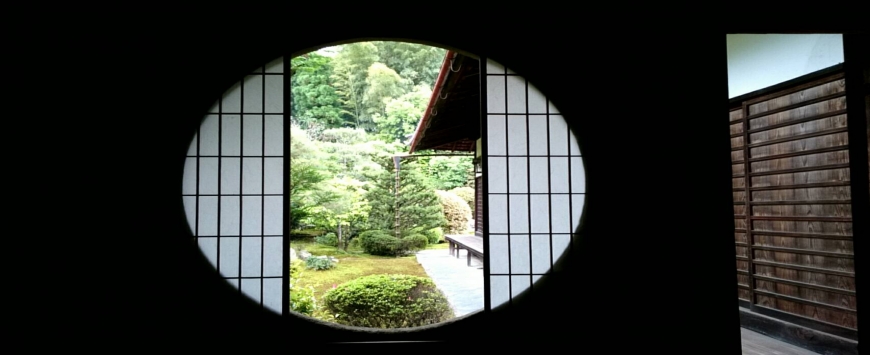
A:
[290, 239, 433, 321]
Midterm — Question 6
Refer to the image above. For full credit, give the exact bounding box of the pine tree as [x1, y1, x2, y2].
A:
[365, 158, 445, 237]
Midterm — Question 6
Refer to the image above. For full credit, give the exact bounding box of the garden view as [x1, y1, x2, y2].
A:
[288, 42, 479, 328]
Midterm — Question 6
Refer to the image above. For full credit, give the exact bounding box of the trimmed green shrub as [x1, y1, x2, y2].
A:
[322, 274, 454, 328]
[358, 230, 412, 256]
[305, 255, 336, 270]
[403, 233, 429, 249]
[423, 227, 444, 244]
[315, 232, 338, 246]
[435, 190, 472, 234]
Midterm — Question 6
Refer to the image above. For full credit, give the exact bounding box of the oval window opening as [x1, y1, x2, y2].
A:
[181, 41, 585, 329]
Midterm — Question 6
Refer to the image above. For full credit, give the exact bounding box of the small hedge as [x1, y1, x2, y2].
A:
[315, 232, 338, 247]
[322, 274, 454, 328]
[305, 255, 336, 270]
[358, 230, 413, 256]
[423, 227, 444, 244]
[435, 190, 472, 234]
[403, 233, 429, 249]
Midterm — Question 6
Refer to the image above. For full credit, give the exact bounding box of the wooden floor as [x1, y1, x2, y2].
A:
[741, 328, 820, 355]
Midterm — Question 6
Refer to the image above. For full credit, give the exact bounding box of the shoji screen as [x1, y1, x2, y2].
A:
[183, 57, 286, 314]
[482, 59, 585, 309]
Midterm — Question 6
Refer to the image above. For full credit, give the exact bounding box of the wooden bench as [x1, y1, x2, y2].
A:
[444, 235, 484, 266]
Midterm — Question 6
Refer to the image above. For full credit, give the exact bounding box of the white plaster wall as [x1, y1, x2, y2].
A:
[727, 34, 843, 98]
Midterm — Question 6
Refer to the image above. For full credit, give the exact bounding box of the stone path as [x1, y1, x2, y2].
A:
[415, 248, 484, 317]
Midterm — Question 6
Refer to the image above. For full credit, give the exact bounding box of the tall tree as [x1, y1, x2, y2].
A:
[290, 53, 343, 131]
[363, 62, 405, 127]
[331, 43, 379, 129]
[364, 158, 445, 237]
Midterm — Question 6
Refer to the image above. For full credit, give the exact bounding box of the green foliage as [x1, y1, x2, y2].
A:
[290, 259, 317, 314]
[449, 187, 475, 214]
[373, 84, 431, 144]
[364, 158, 446, 237]
[331, 43, 380, 129]
[435, 190, 472, 234]
[372, 42, 447, 89]
[403, 233, 429, 249]
[358, 230, 413, 256]
[423, 227, 444, 244]
[291, 53, 343, 130]
[321, 274, 454, 328]
[305, 256, 337, 271]
[423, 156, 474, 190]
[363, 63, 405, 123]
[315, 232, 338, 247]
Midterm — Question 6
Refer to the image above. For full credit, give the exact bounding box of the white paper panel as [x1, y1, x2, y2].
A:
[263, 158, 283, 194]
[220, 158, 241, 195]
[529, 158, 549, 193]
[548, 115, 568, 155]
[549, 157, 569, 193]
[489, 234, 509, 274]
[221, 115, 241, 155]
[508, 158, 527, 193]
[208, 100, 219, 113]
[263, 197, 282, 236]
[527, 83, 547, 114]
[265, 57, 284, 73]
[263, 278, 282, 314]
[552, 234, 571, 272]
[242, 196, 262, 235]
[263, 236, 283, 277]
[531, 234, 551, 274]
[200, 115, 219, 155]
[486, 59, 504, 75]
[571, 157, 586, 193]
[264, 76, 283, 113]
[225, 279, 240, 289]
[490, 276, 510, 309]
[532, 274, 544, 284]
[507, 116, 527, 156]
[241, 237, 262, 277]
[487, 157, 507, 193]
[187, 133, 198, 156]
[264, 116, 283, 156]
[219, 237, 240, 277]
[198, 196, 218, 236]
[506, 76, 526, 114]
[241, 279, 261, 305]
[222, 81, 242, 113]
[530, 195, 550, 233]
[508, 194, 529, 233]
[198, 158, 218, 194]
[509, 235, 530, 274]
[183, 158, 197, 194]
[488, 195, 508, 234]
[198, 237, 218, 269]
[242, 115, 263, 156]
[572, 194, 586, 232]
[486, 115, 506, 155]
[527, 116, 548, 155]
[550, 195, 570, 233]
[220, 196, 240, 236]
[511, 276, 531, 299]
[486, 76, 506, 113]
[243, 75, 263, 113]
[242, 158, 262, 195]
[570, 130, 581, 156]
[183, 196, 197, 234]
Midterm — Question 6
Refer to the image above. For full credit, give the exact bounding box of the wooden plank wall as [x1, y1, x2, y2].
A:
[731, 72, 858, 332]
